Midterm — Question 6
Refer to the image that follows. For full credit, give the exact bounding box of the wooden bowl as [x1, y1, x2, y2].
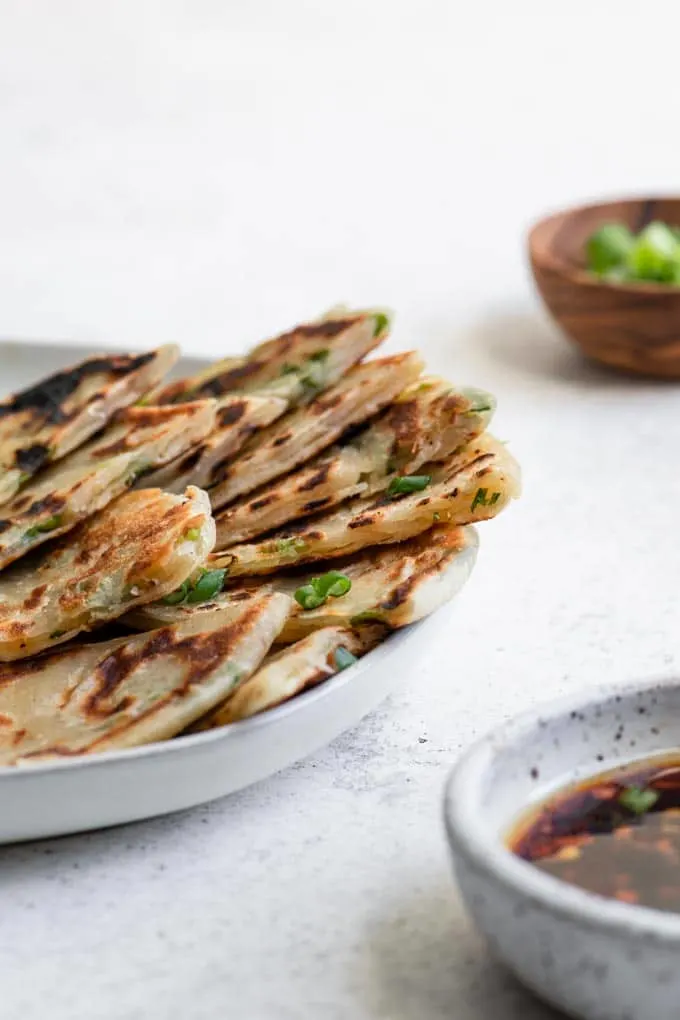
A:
[528, 196, 680, 377]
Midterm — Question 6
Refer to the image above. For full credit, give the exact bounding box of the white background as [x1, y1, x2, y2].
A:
[2, 3, 680, 1018]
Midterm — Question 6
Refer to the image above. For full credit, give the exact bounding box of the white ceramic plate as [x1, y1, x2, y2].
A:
[0, 340, 476, 843]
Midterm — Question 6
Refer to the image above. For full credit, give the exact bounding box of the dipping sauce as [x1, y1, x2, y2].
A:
[507, 756, 680, 913]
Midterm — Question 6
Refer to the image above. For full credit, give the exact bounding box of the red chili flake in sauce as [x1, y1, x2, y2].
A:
[507, 756, 680, 913]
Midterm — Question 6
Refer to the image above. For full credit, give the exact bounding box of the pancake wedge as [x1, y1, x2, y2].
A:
[0, 486, 214, 661]
[194, 626, 366, 726]
[214, 379, 495, 547]
[141, 392, 287, 493]
[0, 402, 216, 570]
[149, 306, 390, 407]
[209, 352, 424, 510]
[274, 525, 479, 641]
[210, 435, 519, 576]
[0, 592, 292, 765]
[122, 526, 478, 644]
[0, 345, 179, 505]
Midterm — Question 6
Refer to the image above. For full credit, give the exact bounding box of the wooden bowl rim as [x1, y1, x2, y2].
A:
[528, 195, 680, 297]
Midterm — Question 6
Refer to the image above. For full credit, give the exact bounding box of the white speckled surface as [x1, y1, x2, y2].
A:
[1, 2, 679, 1017]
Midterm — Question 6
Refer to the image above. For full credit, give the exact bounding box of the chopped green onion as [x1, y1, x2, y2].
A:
[276, 537, 307, 559]
[24, 514, 64, 540]
[334, 646, 358, 671]
[618, 785, 659, 816]
[350, 610, 384, 625]
[294, 571, 352, 610]
[309, 349, 329, 362]
[162, 581, 189, 606]
[373, 312, 390, 337]
[470, 488, 501, 512]
[127, 463, 150, 486]
[186, 568, 226, 604]
[49, 629, 66, 640]
[586, 223, 635, 274]
[294, 583, 325, 611]
[183, 528, 201, 542]
[387, 475, 431, 498]
[627, 222, 679, 281]
[280, 363, 299, 376]
[432, 511, 441, 522]
[318, 570, 351, 598]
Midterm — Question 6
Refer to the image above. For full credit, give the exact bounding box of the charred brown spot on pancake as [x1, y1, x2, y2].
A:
[417, 496, 431, 506]
[440, 392, 468, 415]
[264, 317, 357, 359]
[90, 435, 133, 458]
[293, 318, 355, 340]
[7, 494, 31, 513]
[312, 393, 341, 413]
[14, 444, 51, 475]
[273, 516, 313, 536]
[82, 599, 269, 721]
[218, 400, 247, 427]
[74, 545, 94, 565]
[226, 590, 254, 602]
[0, 520, 11, 535]
[175, 445, 207, 475]
[380, 577, 418, 611]
[24, 494, 66, 518]
[476, 466, 492, 478]
[0, 713, 13, 727]
[250, 494, 277, 510]
[209, 448, 245, 485]
[384, 399, 419, 447]
[0, 352, 155, 426]
[302, 498, 332, 513]
[12, 727, 27, 747]
[22, 584, 47, 612]
[465, 453, 494, 474]
[298, 464, 331, 491]
[0, 641, 81, 686]
[348, 514, 376, 529]
[272, 432, 292, 447]
[197, 362, 263, 398]
[0, 619, 28, 638]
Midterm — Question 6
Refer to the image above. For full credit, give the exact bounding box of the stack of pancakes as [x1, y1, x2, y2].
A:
[0, 308, 520, 764]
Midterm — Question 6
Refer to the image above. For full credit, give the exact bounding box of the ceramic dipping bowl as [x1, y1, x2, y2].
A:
[444, 678, 680, 1020]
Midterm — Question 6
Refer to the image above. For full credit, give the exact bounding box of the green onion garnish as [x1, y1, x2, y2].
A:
[24, 514, 64, 540]
[373, 312, 390, 337]
[275, 537, 307, 558]
[162, 582, 189, 606]
[161, 568, 226, 606]
[334, 646, 358, 671]
[294, 571, 352, 610]
[387, 475, 431, 498]
[470, 488, 501, 512]
[183, 528, 201, 542]
[186, 568, 227, 604]
[586, 223, 635, 274]
[618, 786, 659, 816]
